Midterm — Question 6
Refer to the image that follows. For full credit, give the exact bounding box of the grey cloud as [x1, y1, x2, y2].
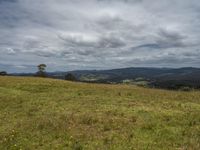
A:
[131, 44, 162, 51]
[130, 28, 188, 51]
[97, 0, 143, 3]
[0, 0, 200, 72]
[96, 15, 124, 30]
[0, 0, 17, 3]
[155, 29, 187, 48]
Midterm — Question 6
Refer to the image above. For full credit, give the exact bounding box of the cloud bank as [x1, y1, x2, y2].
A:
[0, 0, 200, 72]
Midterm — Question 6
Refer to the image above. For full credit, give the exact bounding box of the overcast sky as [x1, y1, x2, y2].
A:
[1, 0, 200, 73]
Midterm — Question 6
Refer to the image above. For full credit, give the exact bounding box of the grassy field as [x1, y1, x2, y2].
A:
[0, 76, 200, 150]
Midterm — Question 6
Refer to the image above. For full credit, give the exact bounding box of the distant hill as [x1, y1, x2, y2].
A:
[11, 67, 200, 90]
[68, 67, 200, 89]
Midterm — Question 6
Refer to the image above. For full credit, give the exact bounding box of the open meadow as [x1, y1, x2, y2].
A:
[0, 76, 200, 150]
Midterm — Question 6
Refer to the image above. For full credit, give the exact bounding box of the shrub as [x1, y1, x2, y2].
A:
[0, 71, 7, 76]
[65, 73, 76, 81]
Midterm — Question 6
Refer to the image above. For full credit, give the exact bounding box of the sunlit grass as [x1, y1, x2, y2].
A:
[0, 76, 200, 149]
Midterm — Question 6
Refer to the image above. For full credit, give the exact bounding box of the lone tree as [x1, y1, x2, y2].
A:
[36, 64, 47, 77]
[0, 71, 7, 76]
[65, 73, 76, 81]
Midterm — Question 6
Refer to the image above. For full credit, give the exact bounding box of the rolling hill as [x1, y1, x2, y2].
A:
[69, 67, 200, 88]
[11, 67, 200, 90]
[0, 76, 200, 149]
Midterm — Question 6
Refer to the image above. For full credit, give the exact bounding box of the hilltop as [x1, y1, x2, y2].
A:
[0, 76, 200, 149]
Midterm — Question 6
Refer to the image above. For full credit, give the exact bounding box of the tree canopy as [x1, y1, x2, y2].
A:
[35, 64, 47, 77]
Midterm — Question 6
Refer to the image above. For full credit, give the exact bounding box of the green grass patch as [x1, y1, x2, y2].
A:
[0, 76, 200, 149]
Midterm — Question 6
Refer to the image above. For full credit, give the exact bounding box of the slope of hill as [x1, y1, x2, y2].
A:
[0, 76, 200, 149]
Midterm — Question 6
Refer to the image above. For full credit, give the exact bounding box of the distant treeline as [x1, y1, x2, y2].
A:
[150, 79, 200, 90]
